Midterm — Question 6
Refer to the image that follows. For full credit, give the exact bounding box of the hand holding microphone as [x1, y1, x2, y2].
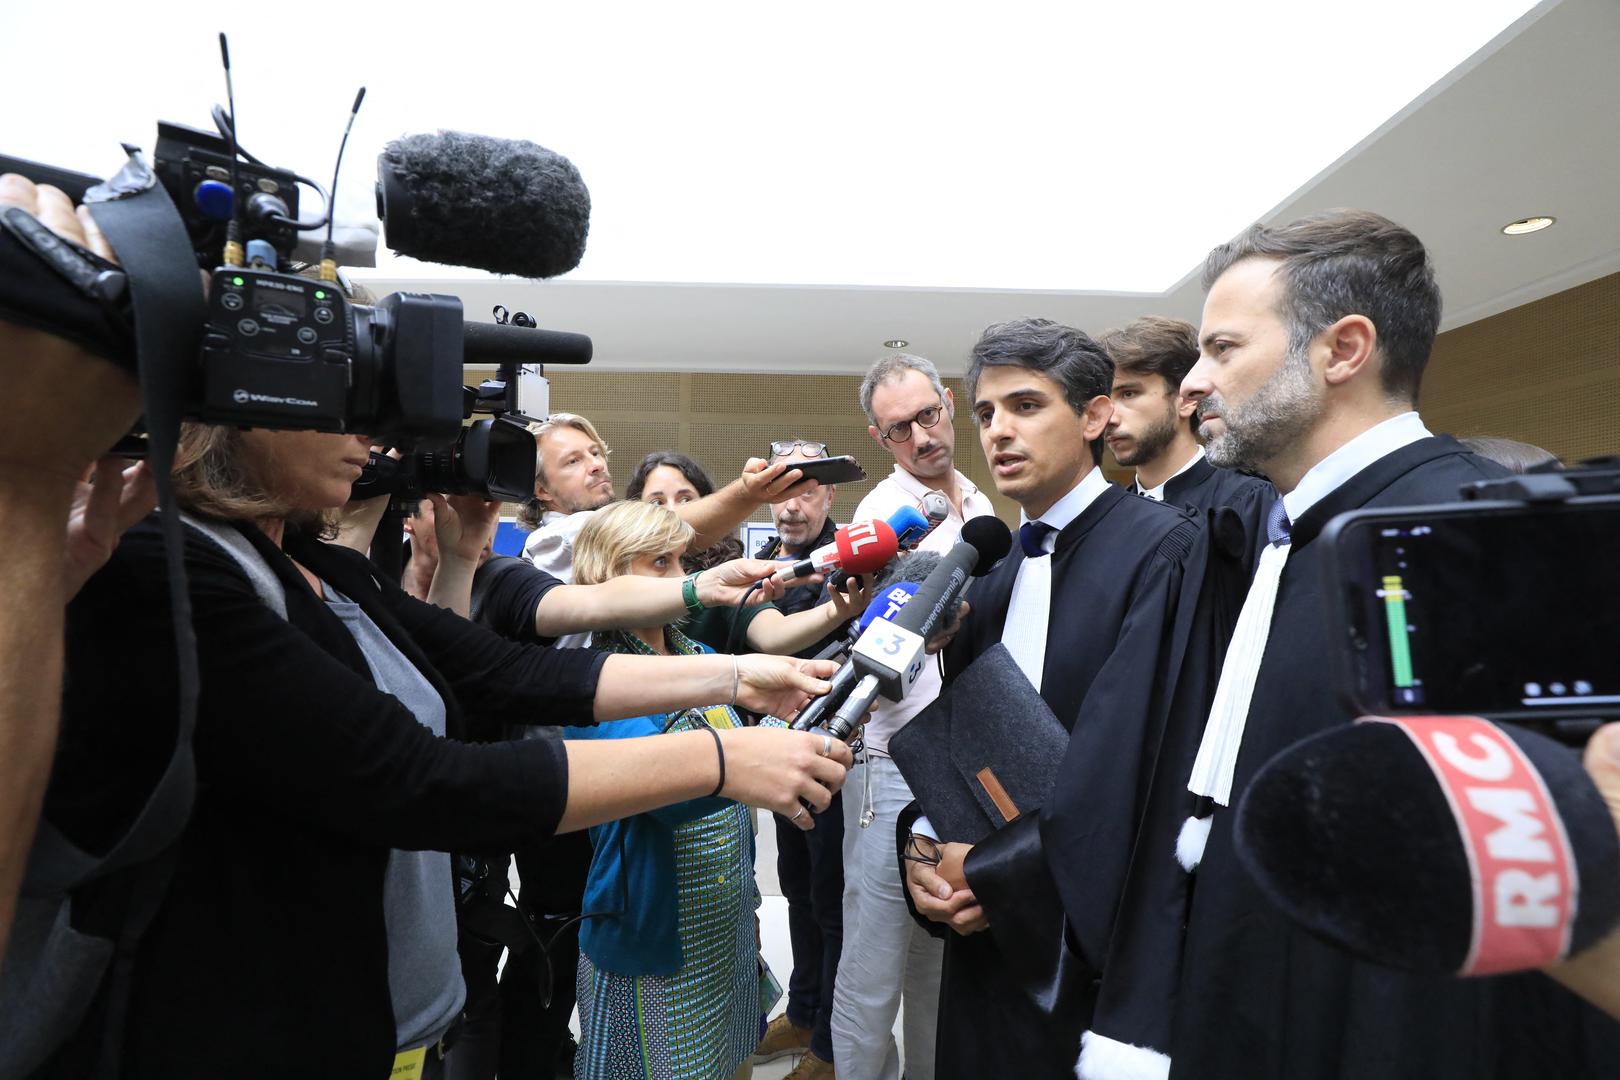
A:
[773, 506, 927, 584]
[825, 517, 1011, 741]
[790, 576, 926, 733]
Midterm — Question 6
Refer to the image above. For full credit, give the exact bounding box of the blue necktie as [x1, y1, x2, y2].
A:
[1020, 521, 1056, 559]
[1266, 499, 1292, 547]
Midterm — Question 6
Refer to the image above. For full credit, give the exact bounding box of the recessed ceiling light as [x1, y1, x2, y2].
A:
[883, 339, 909, 349]
[1502, 216, 1555, 236]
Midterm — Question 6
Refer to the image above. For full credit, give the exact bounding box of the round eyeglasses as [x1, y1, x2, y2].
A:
[879, 404, 944, 444]
[769, 440, 829, 459]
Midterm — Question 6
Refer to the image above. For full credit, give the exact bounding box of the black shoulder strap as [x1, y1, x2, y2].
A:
[25, 151, 207, 896]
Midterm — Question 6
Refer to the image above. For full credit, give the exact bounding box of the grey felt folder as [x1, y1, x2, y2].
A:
[888, 643, 1069, 845]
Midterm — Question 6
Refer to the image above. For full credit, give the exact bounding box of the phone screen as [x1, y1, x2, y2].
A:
[1327, 498, 1620, 719]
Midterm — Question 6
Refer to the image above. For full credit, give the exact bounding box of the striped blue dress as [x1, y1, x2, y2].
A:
[574, 630, 762, 1080]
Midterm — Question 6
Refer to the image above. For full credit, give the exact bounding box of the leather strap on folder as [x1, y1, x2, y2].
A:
[976, 766, 1020, 823]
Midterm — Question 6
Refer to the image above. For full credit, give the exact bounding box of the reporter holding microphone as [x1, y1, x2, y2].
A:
[42, 419, 849, 1080]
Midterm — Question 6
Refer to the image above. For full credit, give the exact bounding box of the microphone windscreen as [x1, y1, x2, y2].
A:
[961, 516, 1012, 575]
[1234, 715, 1620, 976]
[876, 550, 942, 590]
[377, 131, 590, 278]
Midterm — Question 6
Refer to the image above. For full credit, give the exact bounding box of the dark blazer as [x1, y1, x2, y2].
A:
[46, 517, 606, 1079]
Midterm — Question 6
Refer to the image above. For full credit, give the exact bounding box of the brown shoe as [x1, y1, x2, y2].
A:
[783, 1050, 835, 1080]
[752, 1015, 812, 1064]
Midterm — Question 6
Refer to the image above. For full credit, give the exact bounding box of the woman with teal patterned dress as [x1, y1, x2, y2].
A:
[564, 501, 770, 1080]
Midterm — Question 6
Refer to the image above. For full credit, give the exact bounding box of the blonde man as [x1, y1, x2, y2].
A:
[520, 414, 822, 586]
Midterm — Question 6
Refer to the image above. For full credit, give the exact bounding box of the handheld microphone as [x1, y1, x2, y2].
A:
[858, 581, 921, 634]
[1234, 715, 1620, 976]
[791, 582, 922, 733]
[376, 131, 590, 278]
[789, 551, 940, 734]
[826, 517, 1012, 740]
[774, 519, 899, 584]
[827, 507, 927, 591]
[918, 491, 950, 543]
[890, 504, 933, 550]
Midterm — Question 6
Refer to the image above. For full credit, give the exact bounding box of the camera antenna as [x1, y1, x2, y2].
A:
[320, 86, 366, 284]
[218, 32, 244, 268]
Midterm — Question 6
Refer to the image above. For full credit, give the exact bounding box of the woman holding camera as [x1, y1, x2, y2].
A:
[45, 424, 849, 1080]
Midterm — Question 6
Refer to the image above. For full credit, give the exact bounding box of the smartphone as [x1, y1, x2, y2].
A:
[1320, 496, 1620, 734]
[785, 455, 866, 486]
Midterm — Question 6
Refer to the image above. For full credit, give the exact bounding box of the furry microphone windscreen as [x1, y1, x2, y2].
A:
[1234, 716, 1620, 977]
[961, 516, 1013, 575]
[876, 550, 942, 590]
[376, 131, 590, 278]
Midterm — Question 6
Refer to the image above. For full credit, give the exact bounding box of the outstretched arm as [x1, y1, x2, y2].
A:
[558, 725, 854, 833]
[676, 457, 819, 549]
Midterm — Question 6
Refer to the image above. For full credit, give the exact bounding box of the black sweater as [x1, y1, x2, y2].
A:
[46, 517, 607, 1079]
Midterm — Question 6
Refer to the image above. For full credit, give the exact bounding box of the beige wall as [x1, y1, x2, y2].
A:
[1422, 271, 1619, 465]
[542, 370, 1022, 527]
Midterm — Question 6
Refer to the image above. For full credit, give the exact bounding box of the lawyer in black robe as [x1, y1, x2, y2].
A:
[1170, 436, 1620, 1079]
[900, 482, 1216, 1079]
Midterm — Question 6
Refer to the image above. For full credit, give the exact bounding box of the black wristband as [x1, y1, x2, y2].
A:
[704, 724, 726, 798]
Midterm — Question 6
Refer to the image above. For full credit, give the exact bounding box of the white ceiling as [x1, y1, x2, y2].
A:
[367, 0, 1620, 376]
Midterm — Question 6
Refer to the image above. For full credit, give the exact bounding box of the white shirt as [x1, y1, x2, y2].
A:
[1136, 446, 1206, 502]
[1281, 411, 1432, 525]
[853, 465, 996, 753]
[1002, 466, 1113, 691]
[522, 509, 595, 648]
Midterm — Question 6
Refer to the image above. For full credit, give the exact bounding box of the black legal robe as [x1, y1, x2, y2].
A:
[1160, 456, 1276, 569]
[901, 482, 1213, 1079]
[1157, 455, 1274, 518]
[1169, 436, 1620, 1079]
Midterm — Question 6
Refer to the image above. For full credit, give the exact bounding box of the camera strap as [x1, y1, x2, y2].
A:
[23, 153, 208, 894]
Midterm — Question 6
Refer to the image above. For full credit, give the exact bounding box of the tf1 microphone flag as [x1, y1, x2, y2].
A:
[1234, 714, 1620, 976]
[773, 518, 901, 583]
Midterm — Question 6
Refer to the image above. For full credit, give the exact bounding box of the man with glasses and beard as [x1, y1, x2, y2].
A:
[822, 354, 995, 1080]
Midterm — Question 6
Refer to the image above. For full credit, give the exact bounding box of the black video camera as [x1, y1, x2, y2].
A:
[1323, 458, 1620, 744]
[351, 308, 556, 504]
[0, 39, 591, 450]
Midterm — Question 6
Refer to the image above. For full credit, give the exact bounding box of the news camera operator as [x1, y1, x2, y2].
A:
[43, 411, 850, 1078]
[0, 175, 160, 965]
